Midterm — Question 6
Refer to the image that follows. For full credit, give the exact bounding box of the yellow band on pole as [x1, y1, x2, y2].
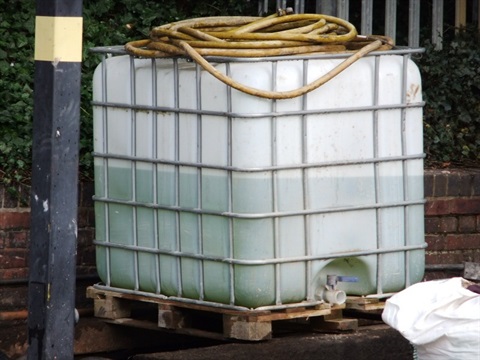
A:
[35, 16, 83, 62]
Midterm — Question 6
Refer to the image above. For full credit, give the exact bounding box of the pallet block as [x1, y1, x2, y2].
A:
[223, 315, 272, 341]
[90, 291, 132, 319]
[464, 262, 480, 281]
[158, 304, 190, 329]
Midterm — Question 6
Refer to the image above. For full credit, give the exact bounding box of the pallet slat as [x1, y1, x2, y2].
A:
[345, 296, 388, 311]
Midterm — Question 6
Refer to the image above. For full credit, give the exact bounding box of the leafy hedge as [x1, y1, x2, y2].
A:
[419, 27, 480, 167]
[0, 1, 479, 191]
[0, 0, 257, 189]
[0, 2, 35, 186]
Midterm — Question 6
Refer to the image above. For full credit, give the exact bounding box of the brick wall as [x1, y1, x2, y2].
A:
[0, 184, 30, 283]
[0, 182, 96, 311]
[424, 168, 480, 280]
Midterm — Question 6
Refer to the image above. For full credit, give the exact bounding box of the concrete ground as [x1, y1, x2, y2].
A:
[2, 317, 413, 359]
[73, 320, 414, 360]
[131, 324, 413, 360]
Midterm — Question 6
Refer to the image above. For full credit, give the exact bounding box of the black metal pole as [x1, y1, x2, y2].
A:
[28, 1, 83, 359]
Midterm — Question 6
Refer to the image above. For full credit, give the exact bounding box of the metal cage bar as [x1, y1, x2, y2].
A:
[270, 61, 282, 305]
[337, 0, 349, 20]
[372, 55, 383, 295]
[257, 0, 478, 48]
[301, 59, 313, 301]
[361, 0, 374, 36]
[408, 0, 421, 48]
[151, 58, 162, 295]
[225, 62, 236, 306]
[432, 0, 444, 50]
[100, 53, 112, 288]
[173, 58, 183, 297]
[93, 240, 426, 266]
[401, 53, 412, 289]
[129, 56, 140, 292]
[385, 0, 397, 44]
[195, 62, 206, 301]
[316, 0, 336, 15]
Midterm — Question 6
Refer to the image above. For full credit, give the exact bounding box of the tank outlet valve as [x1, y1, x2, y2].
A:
[326, 275, 359, 289]
[315, 275, 359, 305]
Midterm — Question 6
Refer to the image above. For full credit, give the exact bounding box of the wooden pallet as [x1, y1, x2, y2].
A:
[86, 287, 358, 341]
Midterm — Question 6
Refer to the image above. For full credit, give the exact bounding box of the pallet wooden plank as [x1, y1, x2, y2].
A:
[252, 306, 332, 322]
[346, 296, 380, 305]
[170, 327, 229, 341]
[105, 318, 160, 331]
[87, 287, 160, 306]
[87, 287, 271, 316]
[104, 318, 228, 341]
[346, 296, 385, 311]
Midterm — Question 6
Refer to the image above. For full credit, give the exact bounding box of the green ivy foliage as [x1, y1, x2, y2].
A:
[0, 1, 478, 192]
[0, 1, 35, 186]
[0, 0, 257, 190]
[419, 26, 480, 167]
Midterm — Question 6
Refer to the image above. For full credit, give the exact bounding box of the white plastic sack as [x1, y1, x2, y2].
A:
[382, 277, 480, 360]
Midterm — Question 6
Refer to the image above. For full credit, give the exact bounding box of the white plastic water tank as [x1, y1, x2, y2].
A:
[92, 50, 425, 309]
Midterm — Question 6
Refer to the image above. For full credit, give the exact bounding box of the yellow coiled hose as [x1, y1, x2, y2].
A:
[125, 10, 393, 99]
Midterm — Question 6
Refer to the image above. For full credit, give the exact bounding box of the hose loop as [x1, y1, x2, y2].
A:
[125, 11, 393, 99]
